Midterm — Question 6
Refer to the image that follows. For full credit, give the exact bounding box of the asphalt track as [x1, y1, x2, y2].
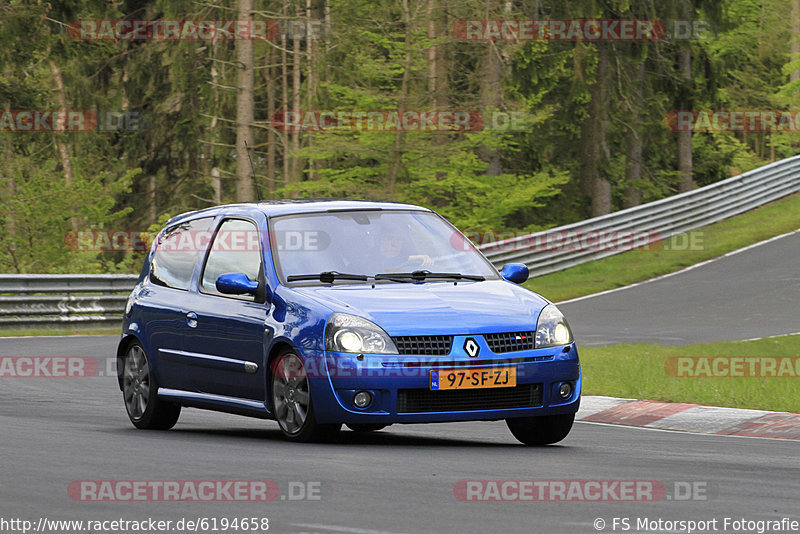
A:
[1, 336, 798, 533]
[559, 230, 800, 346]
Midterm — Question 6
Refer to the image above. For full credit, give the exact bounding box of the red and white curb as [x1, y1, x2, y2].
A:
[577, 396, 800, 440]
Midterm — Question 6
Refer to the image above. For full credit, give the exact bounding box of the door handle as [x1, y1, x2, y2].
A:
[186, 312, 198, 328]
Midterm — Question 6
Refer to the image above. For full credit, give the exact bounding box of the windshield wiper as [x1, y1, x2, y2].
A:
[287, 271, 369, 283]
[374, 270, 485, 282]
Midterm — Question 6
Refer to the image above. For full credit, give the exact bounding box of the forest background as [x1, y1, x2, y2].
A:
[1, 0, 798, 273]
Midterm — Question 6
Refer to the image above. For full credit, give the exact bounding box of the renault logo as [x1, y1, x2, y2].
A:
[464, 338, 480, 358]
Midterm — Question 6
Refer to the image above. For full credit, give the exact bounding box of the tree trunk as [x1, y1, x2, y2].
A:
[792, 0, 800, 84]
[291, 8, 302, 184]
[281, 0, 290, 186]
[49, 60, 79, 232]
[677, 49, 693, 193]
[266, 44, 276, 197]
[235, 0, 255, 201]
[427, 0, 448, 108]
[580, 47, 603, 201]
[677, 0, 693, 193]
[208, 34, 222, 203]
[480, 42, 502, 176]
[581, 44, 611, 216]
[427, 0, 436, 98]
[592, 175, 612, 218]
[578, 113, 595, 197]
[478, 0, 503, 177]
[211, 167, 221, 204]
[428, 0, 451, 186]
[3, 102, 16, 242]
[148, 175, 157, 224]
[624, 61, 645, 208]
[306, 0, 316, 181]
[387, 0, 412, 197]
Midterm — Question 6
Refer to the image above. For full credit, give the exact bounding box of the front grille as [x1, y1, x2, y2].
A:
[397, 383, 542, 413]
[484, 331, 536, 353]
[396, 355, 553, 368]
[393, 335, 453, 356]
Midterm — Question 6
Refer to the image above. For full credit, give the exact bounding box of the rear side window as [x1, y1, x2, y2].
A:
[150, 217, 215, 290]
[201, 218, 263, 299]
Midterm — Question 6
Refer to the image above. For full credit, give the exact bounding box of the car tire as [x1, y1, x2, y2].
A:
[271, 350, 341, 443]
[506, 413, 574, 445]
[345, 424, 388, 432]
[122, 343, 181, 430]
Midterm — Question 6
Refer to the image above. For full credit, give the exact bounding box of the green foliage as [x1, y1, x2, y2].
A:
[1, 0, 798, 273]
[0, 155, 137, 273]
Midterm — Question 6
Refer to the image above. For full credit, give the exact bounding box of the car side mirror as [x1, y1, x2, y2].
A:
[500, 263, 529, 284]
[216, 272, 259, 295]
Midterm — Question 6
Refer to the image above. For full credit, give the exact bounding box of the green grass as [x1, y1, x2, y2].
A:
[525, 192, 800, 302]
[580, 334, 800, 413]
[0, 328, 119, 337]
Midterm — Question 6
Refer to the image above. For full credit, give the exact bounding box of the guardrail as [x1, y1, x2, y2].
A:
[0, 274, 138, 330]
[479, 154, 800, 277]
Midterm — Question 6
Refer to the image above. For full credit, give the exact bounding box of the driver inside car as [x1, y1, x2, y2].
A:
[377, 228, 434, 271]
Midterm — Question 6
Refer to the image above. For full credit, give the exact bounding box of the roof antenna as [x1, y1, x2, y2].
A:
[244, 140, 263, 202]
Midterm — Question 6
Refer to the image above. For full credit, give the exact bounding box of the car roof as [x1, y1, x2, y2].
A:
[166, 199, 431, 226]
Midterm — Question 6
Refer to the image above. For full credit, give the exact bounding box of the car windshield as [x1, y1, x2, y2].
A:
[270, 209, 499, 283]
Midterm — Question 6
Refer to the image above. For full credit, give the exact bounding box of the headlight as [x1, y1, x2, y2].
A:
[325, 313, 399, 354]
[535, 304, 573, 348]
[125, 293, 135, 315]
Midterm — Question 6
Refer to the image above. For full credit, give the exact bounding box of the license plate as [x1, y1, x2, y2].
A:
[429, 367, 516, 390]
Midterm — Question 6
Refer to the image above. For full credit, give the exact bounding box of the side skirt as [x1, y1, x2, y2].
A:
[158, 388, 272, 420]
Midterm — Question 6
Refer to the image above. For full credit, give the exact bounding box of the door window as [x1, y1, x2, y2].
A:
[200, 218, 263, 300]
[150, 217, 215, 290]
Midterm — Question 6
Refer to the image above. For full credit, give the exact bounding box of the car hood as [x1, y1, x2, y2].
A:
[290, 280, 550, 335]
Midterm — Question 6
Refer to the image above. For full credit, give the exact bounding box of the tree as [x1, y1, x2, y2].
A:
[236, 0, 256, 201]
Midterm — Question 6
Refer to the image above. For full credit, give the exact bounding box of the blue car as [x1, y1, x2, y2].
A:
[117, 200, 581, 444]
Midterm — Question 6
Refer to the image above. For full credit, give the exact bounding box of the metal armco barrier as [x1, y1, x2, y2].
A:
[479, 154, 800, 277]
[0, 274, 139, 330]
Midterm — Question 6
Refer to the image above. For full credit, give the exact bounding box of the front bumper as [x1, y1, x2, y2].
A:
[298, 341, 581, 425]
